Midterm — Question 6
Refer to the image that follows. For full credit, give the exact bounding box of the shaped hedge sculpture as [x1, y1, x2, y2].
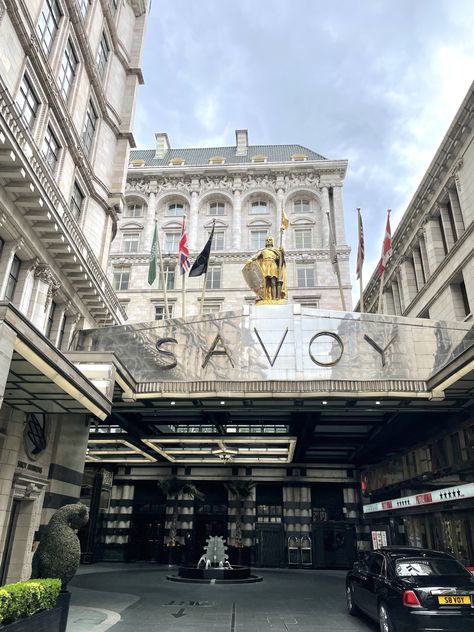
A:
[31, 503, 89, 589]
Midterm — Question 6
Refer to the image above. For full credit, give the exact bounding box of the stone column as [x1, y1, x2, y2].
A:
[423, 216, 446, 270]
[0, 240, 23, 300]
[232, 189, 242, 250]
[189, 191, 199, 250]
[412, 246, 425, 290]
[418, 231, 431, 280]
[320, 186, 330, 247]
[0, 322, 16, 409]
[384, 287, 396, 315]
[438, 203, 455, 251]
[332, 184, 346, 245]
[447, 187, 465, 239]
[28, 265, 61, 333]
[391, 280, 402, 315]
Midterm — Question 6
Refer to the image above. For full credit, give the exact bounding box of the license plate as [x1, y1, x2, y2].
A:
[438, 595, 471, 605]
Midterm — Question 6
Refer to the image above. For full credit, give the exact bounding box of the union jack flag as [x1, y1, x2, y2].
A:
[178, 217, 190, 274]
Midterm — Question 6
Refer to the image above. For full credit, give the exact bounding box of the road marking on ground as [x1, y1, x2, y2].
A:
[230, 601, 236, 632]
[162, 601, 214, 607]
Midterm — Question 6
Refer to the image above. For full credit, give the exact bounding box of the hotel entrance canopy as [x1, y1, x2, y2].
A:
[73, 305, 474, 467]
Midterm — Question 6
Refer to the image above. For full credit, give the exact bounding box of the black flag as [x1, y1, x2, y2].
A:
[189, 223, 214, 277]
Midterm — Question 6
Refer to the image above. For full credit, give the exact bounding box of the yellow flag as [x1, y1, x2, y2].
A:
[281, 208, 289, 230]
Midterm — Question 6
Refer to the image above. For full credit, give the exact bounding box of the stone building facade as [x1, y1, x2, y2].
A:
[0, 0, 149, 584]
[361, 81, 474, 322]
[113, 129, 352, 321]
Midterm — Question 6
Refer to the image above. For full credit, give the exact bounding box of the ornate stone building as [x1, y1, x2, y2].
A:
[0, 0, 149, 584]
[113, 129, 352, 320]
[361, 81, 473, 322]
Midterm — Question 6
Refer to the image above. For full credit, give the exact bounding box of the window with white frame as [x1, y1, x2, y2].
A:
[165, 232, 180, 251]
[16, 75, 40, 128]
[58, 39, 78, 101]
[295, 228, 312, 249]
[159, 264, 175, 290]
[113, 266, 130, 291]
[126, 202, 143, 217]
[251, 200, 268, 214]
[82, 100, 98, 155]
[76, 0, 89, 18]
[97, 32, 110, 81]
[37, 0, 62, 55]
[209, 201, 225, 216]
[155, 305, 172, 320]
[42, 126, 60, 172]
[70, 181, 84, 220]
[167, 203, 184, 217]
[123, 232, 140, 253]
[250, 229, 268, 250]
[293, 199, 310, 214]
[297, 265, 315, 288]
[206, 266, 221, 289]
[202, 303, 222, 315]
[211, 230, 225, 251]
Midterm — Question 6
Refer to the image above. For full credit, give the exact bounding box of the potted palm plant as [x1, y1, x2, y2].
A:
[225, 480, 255, 565]
[158, 478, 204, 565]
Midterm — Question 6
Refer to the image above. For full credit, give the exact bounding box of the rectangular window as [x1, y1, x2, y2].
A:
[211, 230, 225, 251]
[206, 266, 221, 289]
[57, 314, 67, 349]
[202, 303, 221, 315]
[58, 39, 78, 101]
[251, 200, 267, 214]
[70, 181, 84, 220]
[97, 32, 110, 81]
[123, 232, 140, 253]
[250, 229, 268, 250]
[257, 505, 282, 523]
[16, 75, 40, 128]
[165, 232, 180, 251]
[209, 202, 225, 216]
[437, 215, 448, 256]
[126, 203, 143, 217]
[159, 265, 175, 290]
[42, 126, 60, 172]
[5, 256, 21, 302]
[76, 0, 89, 18]
[155, 305, 172, 320]
[297, 265, 315, 288]
[45, 301, 56, 340]
[37, 0, 62, 55]
[167, 203, 184, 216]
[459, 280, 470, 317]
[295, 228, 312, 249]
[82, 100, 98, 155]
[113, 267, 130, 291]
[446, 200, 458, 243]
[293, 199, 310, 214]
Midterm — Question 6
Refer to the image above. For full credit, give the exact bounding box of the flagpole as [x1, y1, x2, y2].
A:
[277, 202, 286, 299]
[377, 271, 385, 314]
[326, 211, 346, 311]
[182, 271, 186, 318]
[199, 219, 215, 315]
[155, 216, 170, 319]
[377, 209, 391, 315]
[357, 208, 365, 313]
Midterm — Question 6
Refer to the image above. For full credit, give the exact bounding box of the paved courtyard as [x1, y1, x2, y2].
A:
[66, 564, 378, 632]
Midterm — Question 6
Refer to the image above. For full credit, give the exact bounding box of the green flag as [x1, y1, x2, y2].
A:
[148, 222, 158, 285]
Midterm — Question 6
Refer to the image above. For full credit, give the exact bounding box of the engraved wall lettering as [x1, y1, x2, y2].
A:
[156, 337, 178, 370]
[253, 327, 288, 367]
[308, 332, 344, 366]
[202, 334, 234, 368]
[363, 334, 397, 367]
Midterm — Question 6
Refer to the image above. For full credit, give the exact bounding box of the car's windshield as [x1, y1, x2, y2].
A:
[394, 557, 470, 578]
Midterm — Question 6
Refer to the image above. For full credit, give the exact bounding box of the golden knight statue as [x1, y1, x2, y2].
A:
[242, 236, 287, 304]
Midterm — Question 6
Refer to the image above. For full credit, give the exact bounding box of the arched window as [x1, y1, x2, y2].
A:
[167, 202, 184, 217]
[126, 202, 143, 217]
[293, 199, 310, 214]
[251, 200, 267, 214]
[209, 201, 225, 216]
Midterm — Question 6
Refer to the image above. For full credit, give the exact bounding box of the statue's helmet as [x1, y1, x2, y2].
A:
[265, 236, 274, 246]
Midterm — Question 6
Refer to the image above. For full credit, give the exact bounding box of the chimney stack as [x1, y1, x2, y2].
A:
[154, 133, 170, 159]
[235, 129, 248, 156]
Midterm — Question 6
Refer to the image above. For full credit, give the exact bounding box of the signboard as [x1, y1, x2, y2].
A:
[363, 482, 474, 514]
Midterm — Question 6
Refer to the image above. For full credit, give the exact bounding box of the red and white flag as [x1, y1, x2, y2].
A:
[378, 210, 392, 275]
[356, 208, 364, 280]
[178, 217, 190, 274]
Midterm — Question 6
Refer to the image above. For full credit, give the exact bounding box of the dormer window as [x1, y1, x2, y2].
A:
[291, 153, 308, 161]
[251, 200, 268, 214]
[209, 156, 225, 165]
[169, 157, 185, 166]
[251, 154, 267, 163]
[293, 199, 310, 214]
[130, 159, 145, 167]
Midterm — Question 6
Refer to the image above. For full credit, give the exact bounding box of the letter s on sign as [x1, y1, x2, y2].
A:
[156, 338, 178, 370]
[308, 332, 344, 367]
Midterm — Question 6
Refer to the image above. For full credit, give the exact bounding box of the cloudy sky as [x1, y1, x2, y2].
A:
[134, 0, 474, 305]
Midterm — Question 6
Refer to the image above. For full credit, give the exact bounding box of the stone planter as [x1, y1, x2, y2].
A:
[1, 591, 70, 632]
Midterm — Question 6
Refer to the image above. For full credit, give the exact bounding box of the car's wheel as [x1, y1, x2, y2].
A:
[346, 583, 360, 616]
[379, 602, 396, 632]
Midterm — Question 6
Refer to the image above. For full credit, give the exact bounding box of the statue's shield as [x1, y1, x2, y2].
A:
[242, 261, 265, 300]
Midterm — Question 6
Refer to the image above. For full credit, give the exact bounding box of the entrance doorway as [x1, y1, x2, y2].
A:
[312, 522, 356, 568]
[193, 483, 228, 561]
[129, 514, 165, 562]
[256, 524, 285, 567]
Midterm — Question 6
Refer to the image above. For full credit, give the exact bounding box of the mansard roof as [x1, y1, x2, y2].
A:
[130, 144, 327, 167]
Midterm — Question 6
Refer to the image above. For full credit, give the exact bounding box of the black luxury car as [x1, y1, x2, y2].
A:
[346, 546, 474, 632]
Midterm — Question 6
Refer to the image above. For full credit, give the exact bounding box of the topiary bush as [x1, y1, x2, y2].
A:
[0, 578, 61, 625]
[31, 503, 88, 589]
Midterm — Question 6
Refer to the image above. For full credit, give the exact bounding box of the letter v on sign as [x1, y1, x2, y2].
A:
[254, 328, 289, 367]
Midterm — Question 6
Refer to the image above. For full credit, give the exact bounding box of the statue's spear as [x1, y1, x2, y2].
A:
[277, 202, 289, 298]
